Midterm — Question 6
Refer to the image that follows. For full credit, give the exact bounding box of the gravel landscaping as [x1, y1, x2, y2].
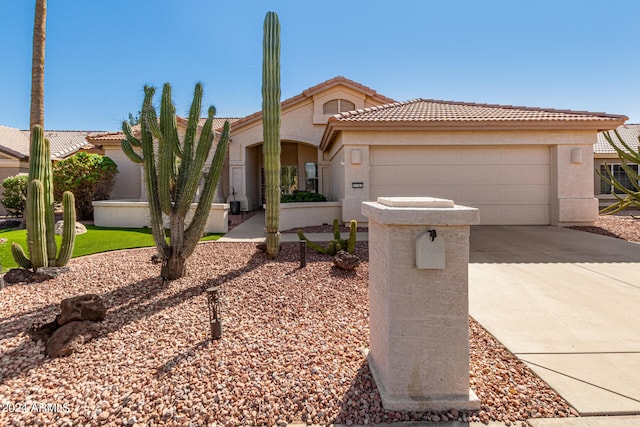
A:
[0, 214, 637, 426]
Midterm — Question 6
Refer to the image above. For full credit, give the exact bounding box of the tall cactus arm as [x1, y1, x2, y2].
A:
[183, 121, 230, 258]
[11, 243, 32, 269]
[121, 121, 143, 163]
[332, 218, 341, 241]
[175, 83, 203, 208]
[177, 105, 216, 218]
[263, 11, 282, 258]
[603, 130, 640, 164]
[27, 179, 48, 269]
[122, 121, 142, 147]
[121, 138, 143, 164]
[157, 83, 178, 215]
[139, 86, 169, 255]
[55, 191, 77, 267]
[26, 126, 56, 261]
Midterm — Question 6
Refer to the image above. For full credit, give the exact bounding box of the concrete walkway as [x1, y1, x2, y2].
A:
[469, 226, 640, 416]
[220, 217, 640, 421]
[218, 211, 369, 243]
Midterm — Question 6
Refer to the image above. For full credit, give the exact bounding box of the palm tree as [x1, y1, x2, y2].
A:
[30, 0, 47, 129]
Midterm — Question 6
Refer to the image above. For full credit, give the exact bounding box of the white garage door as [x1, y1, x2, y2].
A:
[369, 146, 550, 225]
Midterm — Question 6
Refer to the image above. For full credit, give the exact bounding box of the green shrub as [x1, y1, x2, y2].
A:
[53, 152, 118, 220]
[281, 191, 327, 203]
[1, 174, 28, 217]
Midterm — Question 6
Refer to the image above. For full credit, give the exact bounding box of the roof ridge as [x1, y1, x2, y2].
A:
[412, 98, 623, 119]
[331, 98, 628, 121]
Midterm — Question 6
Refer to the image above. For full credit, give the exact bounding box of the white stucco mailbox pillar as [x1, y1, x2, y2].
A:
[361, 196, 480, 411]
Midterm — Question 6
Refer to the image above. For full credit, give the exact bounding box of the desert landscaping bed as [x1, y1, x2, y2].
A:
[0, 215, 637, 426]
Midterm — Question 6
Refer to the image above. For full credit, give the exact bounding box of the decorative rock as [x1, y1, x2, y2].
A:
[4, 268, 35, 283]
[4, 267, 71, 283]
[46, 320, 101, 358]
[54, 220, 87, 235]
[333, 250, 360, 271]
[58, 294, 107, 325]
[34, 266, 70, 281]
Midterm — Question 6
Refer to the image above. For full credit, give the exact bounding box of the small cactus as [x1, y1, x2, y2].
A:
[298, 218, 358, 256]
[11, 125, 77, 270]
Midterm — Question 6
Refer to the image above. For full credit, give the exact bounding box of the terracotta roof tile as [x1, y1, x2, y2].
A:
[595, 124, 640, 155]
[331, 98, 628, 123]
[230, 76, 396, 130]
[87, 118, 239, 143]
[0, 126, 101, 159]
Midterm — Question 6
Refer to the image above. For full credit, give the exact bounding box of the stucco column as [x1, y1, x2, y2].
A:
[362, 197, 480, 412]
[550, 145, 599, 226]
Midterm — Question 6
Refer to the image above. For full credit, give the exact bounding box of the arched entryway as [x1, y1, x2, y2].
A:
[245, 140, 321, 210]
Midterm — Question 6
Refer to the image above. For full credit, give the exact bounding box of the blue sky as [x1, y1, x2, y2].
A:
[1, 0, 639, 131]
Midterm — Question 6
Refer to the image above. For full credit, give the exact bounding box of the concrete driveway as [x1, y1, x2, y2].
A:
[468, 226, 640, 415]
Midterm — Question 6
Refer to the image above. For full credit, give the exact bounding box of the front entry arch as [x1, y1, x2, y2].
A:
[245, 141, 320, 210]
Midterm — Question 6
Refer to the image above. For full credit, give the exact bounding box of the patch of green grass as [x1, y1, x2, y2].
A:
[0, 225, 222, 272]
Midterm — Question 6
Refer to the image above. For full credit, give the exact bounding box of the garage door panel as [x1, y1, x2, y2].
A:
[370, 146, 550, 166]
[371, 184, 549, 204]
[370, 165, 549, 186]
[369, 146, 550, 225]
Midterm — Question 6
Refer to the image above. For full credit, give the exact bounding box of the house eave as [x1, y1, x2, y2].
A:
[319, 118, 628, 151]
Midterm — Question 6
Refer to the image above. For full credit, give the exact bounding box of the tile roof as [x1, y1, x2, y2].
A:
[330, 98, 627, 123]
[87, 118, 239, 143]
[0, 126, 102, 160]
[0, 125, 29, 159]
[321, 98, 627, 150]
[595, 124, 640, 155]
[229, 76, 396, 130]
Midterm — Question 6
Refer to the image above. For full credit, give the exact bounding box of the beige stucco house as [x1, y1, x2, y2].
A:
[89, 76, 628, 227]
[594, 124, 639, 207]
[0, 126, 99, 215]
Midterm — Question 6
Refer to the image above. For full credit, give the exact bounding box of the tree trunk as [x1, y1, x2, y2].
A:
[30, 0, 47, 129]
[162, 252, 186, 281]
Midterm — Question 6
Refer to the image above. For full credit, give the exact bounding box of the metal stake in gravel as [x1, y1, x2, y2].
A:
[299, 239, 306, 268]
[206, 286, 222, 340]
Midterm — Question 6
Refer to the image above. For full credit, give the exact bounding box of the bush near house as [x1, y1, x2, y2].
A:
[53, 152, 118, 220]
[281, 191, 327, 203]
[1, 174, 28, 217]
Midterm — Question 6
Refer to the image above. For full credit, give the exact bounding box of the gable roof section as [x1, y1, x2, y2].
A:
[229, 76, 396, 131]
[0, 126, 102, 160]
[87, 118, 239, 144]
[321, 98, 628, 150]
[0, 125, 29, 159]
[595, 124, 640, 155]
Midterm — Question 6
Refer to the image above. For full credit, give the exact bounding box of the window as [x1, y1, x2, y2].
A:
[305, 162, 318, 193]
[600, 164, 639, 194]
[323, 99, 356, 115]
[281, 166, 298, 194]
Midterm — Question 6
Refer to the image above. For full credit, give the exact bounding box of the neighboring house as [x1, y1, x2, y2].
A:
[89, 76, 627, 226]
[0, 126, 102, 215]
[594, 124, 639, 207]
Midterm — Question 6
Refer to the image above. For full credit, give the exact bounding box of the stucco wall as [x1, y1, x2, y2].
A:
[329, 129, 599, 226]
[0, 158, 24, 216]
[104, 145, 142, 200]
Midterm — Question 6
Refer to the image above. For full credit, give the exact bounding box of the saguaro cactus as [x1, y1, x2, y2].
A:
[262, 11, 281, 258]
[121, 83, 230, 280]
[11, 125, 77, 270]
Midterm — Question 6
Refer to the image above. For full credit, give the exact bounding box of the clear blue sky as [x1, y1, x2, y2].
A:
[1, 0, 639, 131]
